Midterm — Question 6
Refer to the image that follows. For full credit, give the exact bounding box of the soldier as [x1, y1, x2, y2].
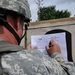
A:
[0, 0, 75, 75]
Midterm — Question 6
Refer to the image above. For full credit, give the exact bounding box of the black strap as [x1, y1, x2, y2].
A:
[0, 18, 21, 45]
[61, 65, 70, 75]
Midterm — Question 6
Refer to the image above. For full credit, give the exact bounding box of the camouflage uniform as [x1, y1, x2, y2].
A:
[0, 0, 75, 75]
[0, 39, 75, 75]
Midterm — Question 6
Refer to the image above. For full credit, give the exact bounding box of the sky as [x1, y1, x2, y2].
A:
[28, 0, 75, 22]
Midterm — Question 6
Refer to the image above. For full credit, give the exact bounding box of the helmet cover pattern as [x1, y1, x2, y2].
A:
[0, 0, 31, 19]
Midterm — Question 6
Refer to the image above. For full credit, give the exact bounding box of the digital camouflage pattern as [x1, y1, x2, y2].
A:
[0, 0, 75, 75]
[0, 40, 75, 75]
[1, 50, 65, 75]
[0, 0, 31, 18]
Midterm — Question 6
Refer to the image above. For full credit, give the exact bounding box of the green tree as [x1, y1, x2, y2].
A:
[38, 6, 71, 21]
[56, 10, 71, 19]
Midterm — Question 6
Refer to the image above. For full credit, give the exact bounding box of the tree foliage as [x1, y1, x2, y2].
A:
[38, 5, 71, 21]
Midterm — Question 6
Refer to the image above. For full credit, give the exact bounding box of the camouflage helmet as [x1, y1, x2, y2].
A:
[0, 0, 31, 19]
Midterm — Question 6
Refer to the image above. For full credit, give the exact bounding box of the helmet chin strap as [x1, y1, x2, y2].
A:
[0, 11, 30, 45]
[21, 22, 29, 40]
[0, 18, 21, 45]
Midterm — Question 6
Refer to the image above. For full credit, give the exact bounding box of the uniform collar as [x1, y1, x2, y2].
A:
[0, 39, 23, 53]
